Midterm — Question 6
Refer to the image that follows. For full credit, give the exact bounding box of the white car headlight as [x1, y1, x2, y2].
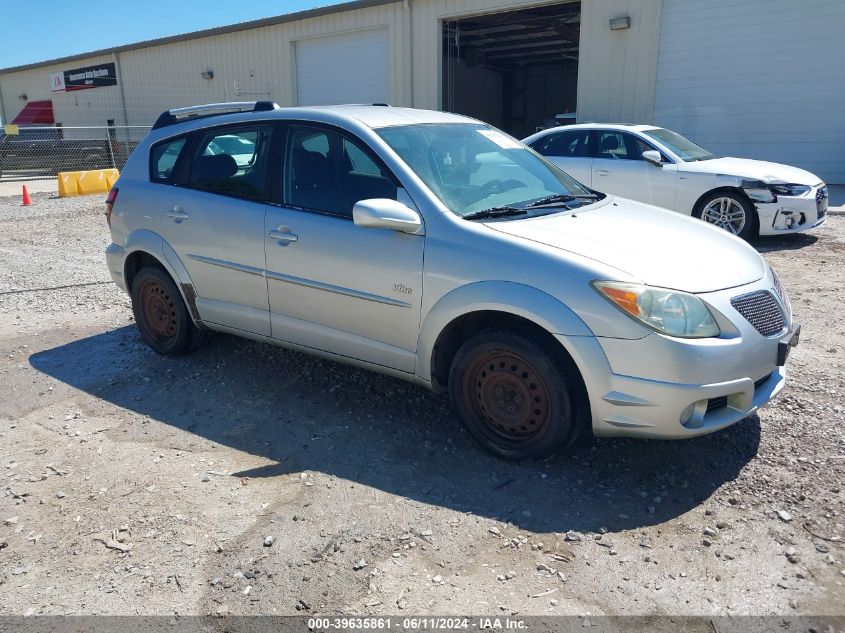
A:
[769, 183, 811, 197]
[593, 281, 721, 338]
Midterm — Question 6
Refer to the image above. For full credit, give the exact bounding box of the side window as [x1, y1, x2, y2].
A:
[597, 131, 630, 159]
[597, 131, 658, 161]
[627, 134, 666, 161]
[188, 126, 272, 201]
[344, 139, 382, 176]
[150, 137, 187, 183]
[532, 130, 591, 158]
[284, 126, 397, 218]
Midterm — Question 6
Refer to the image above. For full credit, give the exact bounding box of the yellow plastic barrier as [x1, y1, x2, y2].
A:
[58, 168, 120, 197]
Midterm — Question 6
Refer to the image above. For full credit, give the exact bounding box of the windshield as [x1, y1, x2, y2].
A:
[377, 123, 597, 218]
[642, 128, 715, 162]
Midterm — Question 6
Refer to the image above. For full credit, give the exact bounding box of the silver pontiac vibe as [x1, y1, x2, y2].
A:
[104, 103, 799, 460]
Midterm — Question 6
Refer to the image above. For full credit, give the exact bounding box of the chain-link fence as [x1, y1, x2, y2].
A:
[0, 125, 150, 197]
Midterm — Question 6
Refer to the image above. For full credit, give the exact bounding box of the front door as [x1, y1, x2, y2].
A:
[264, 123, 424, 372]
[156, 124, 275, 336]
[591, 130, 677, 209]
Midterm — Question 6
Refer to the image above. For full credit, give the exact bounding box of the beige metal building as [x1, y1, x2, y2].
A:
[1, 0, 843, 182]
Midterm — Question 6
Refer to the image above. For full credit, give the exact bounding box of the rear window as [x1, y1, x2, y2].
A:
[150, 137, 187, 183]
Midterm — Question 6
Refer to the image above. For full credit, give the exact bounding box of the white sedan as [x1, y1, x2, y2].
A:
[523, 124, 828, 240]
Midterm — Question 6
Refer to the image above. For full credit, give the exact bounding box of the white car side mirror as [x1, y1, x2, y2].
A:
[642, 150, 663, 167]
[353, 198, 423, 235]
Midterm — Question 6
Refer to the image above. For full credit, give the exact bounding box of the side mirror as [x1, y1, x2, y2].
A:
[642, 150, 663, 167]
[353, 198, 423, 235]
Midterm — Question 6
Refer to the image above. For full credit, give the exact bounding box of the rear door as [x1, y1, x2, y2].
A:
[527, 128, 593, 186]
[156, 124, 275, 336]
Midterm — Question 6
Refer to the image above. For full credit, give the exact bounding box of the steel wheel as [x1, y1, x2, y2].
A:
[138, 278, 179, 343]
[701, 196, 747, 235]
[131, 266, 204, 356]
[465, 350, 553, 442]
[449, 329, 588, 460]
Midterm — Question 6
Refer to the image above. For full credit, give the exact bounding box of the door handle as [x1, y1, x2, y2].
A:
[595, 169, 611, 176]
[166, 207, 189, 221]
[268, 227, 298, 243]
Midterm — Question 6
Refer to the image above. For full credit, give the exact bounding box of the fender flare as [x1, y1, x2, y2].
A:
[415, 280, 594, 382]
[123, 230, 201, 322]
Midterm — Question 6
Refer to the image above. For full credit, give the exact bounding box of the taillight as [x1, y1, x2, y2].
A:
[105, 187, 118, 226]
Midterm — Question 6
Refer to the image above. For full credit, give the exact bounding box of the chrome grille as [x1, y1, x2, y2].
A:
[730, 291, 785, 337]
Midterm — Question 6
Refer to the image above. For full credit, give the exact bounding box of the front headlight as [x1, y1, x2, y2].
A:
[593, 281, 721, 338]
[769, 183, 811, 197]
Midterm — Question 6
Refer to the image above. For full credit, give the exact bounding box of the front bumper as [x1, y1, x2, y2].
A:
[560, 274, 794, 439]
[755, 183, 828, 236]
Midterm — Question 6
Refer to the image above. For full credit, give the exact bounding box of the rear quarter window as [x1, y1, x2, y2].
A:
[150, 137, 188, 183]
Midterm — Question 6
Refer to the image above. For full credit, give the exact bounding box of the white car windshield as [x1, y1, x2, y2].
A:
[642, 128, 715, 162]
[377, 123, 598, 218]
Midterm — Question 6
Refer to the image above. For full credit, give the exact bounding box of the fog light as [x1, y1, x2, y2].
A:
[679, 403, 696, 425]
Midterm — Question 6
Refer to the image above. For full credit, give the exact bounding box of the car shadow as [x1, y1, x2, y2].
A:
[30, 326, 760, 535]
[753, 232, 819, 253]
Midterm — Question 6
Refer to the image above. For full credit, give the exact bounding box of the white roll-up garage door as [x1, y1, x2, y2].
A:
[653, 0, 845, 184]
[295, 29, 389, 107]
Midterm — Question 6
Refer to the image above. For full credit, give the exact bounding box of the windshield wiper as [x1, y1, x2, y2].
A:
[523, 193, 599, 209]
[462, 206, 528, 221]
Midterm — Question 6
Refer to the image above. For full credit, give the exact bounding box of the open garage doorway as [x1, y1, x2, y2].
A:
[442, 2, 580, 139]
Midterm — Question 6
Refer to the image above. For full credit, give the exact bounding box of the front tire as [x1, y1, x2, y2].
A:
[694, 191, 758, 240]
[131, 267, 200, 356]
[448, 329, 586, 461]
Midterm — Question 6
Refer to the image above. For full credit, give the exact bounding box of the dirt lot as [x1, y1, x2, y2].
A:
[0, 193, 843, 617]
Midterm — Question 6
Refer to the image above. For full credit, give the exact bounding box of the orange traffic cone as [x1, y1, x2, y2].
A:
[22, 185, 32, 206]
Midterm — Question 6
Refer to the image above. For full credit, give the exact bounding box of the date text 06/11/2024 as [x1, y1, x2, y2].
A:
[306, 617, 527, 630]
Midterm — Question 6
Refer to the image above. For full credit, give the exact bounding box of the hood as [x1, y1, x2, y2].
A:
[681, 156, 821, 185]
[485, 199, 765, 293]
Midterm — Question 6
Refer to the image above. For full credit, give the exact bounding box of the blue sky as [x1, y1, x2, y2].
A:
[0, 0, 346, 69]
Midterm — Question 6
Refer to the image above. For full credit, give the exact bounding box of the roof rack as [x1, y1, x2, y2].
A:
[152, 101, 280, 130]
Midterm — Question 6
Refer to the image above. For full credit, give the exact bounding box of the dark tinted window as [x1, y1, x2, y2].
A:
[188, 126, 272, 200]
[150, 137, 187, 183]
[596, 131, 658, 161]
[284, 126, 396, 218]
[531, 129, 591, 157]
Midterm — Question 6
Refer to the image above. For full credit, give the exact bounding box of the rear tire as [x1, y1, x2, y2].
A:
[448, 329, 587, 461]
[693, 190, 758, 241]
[131, 267, 201, 356]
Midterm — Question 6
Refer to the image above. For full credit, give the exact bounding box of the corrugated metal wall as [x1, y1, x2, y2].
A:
[0, 2, 409, 128]
[0, 0, 662, 129]
[116, 1, 409, 125]
[408, 0, 663, 120]
[578, 0, 662, 124]
[653, 0, 845, 184]
[0, 53, 129, 129]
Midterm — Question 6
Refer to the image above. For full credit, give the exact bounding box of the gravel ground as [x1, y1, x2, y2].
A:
[0, 192, 843, 617]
